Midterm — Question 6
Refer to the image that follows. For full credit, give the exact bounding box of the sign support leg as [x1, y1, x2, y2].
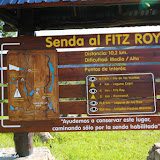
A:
[14, 133, 33, 157]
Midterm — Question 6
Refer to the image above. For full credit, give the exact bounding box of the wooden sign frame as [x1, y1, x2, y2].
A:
[0, 32, 160, 132]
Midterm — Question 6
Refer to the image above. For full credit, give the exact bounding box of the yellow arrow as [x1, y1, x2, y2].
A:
[90, 82, 95, 88]
[91, 94, 96, 99]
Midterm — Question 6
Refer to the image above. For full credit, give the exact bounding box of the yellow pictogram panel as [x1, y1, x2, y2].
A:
[90, 82, 95, 88]
[91, 94, 96, 99]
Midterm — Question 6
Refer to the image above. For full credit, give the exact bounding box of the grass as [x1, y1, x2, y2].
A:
[47, 131, 160, 160]
[0, 133, 14, 148]
[1, 130, 159, 160]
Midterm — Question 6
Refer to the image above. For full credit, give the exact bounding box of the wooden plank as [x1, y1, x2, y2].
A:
[7, 50, 59, 121]
[59, 85, 85, 98]
[0, 71, 7, 83]
[2, 81, 160, 99]
[1, 99, 160, 116]
[59, 83, 160, 99]
[59, 101, 86, 114]
[0, 87, 8, 99]
[58, 65, 160, 81]
[2, 77, 160, 100]
[51, 115, 160, 132]
[0, 115, 160, 132]
[87, 83, 154, 98]
[0, 101, 86, 115]
[0, 103, 8, 116]
[58, 48, 160, 65]
[5, 48, 160, 66]
[0, 54, 7, 67]
[1, 84, 85, 99]
[2, 80, 160, 100]
[1, 32, 160, 50]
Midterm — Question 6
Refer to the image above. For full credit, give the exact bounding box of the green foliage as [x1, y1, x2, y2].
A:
[0, 83, 8, 87]
[59, 81, 85, 85]
[33, 131, 160, 160]
[1, 129, 160, 159]
[0, 99, 8, 103]
[0, 133, 14, 148]
[0, 21, 16, 37]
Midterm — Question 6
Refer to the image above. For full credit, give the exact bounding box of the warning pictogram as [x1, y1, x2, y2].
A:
[91, 94, 96, 100]
[14, 88, 21, 98]
[90, 82, 95, 88]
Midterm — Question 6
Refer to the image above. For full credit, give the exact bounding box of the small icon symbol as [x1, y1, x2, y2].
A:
[90, 107, 98, 112]
[90, 82, 95, 88]
[89, 77, 97, 82]
[91, 94, 96, 100]
[36, 88, 40, 91]
[9, 64, 23, 71]
[90, 101, 98, 106]
[89, 88, 97, 94]
[14, 88, 21, 98]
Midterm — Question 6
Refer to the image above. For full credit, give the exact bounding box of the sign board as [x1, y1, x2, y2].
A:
[86, 73, 156, 115]
[0, 31, 160, 132]
[7, 50, 59, 121]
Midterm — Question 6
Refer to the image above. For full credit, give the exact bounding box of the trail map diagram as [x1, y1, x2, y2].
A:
[7, 50, 59, 121]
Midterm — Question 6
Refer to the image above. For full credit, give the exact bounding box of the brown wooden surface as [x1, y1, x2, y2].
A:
[59, 48, 160, 65]
[87, 74, 155, 115]
[0, 115, 159, 132]
[14, 133, 33, 157]
[7, 50, 59, 121]
[1, 101, 87, 115]
[88, 99, 155, 114]
[2, 82, 160, 100]
[58, 65, 160, 81]
[0, 35, 160, 132]
[0, 32, 160, 50]
[1, 100, 160, 116]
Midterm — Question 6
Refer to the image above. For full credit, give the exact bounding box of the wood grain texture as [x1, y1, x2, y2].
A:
[0, 115, 160, 132]
[86, 74, 156, 115]
[2, 83, 160, 100]
[58, 48, 160, 65]
[58, 65, 160, 81]
[1, 100, 160, 116]
[1, 101, 86, 115]
[0, 33, 160, 50]
[7, 50, 59, 121]
[0, 35, 160, 132]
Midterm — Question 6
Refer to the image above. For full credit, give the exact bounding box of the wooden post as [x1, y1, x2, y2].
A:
[14, 8, 35, 157]
[14, 133, 33, 157]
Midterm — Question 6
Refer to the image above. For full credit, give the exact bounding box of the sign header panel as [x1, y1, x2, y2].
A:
[1, 32, 160, 50]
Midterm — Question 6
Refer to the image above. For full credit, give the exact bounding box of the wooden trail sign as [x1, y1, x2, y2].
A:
[1, 32, 160, 132]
